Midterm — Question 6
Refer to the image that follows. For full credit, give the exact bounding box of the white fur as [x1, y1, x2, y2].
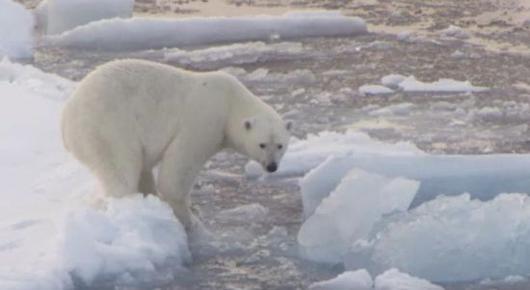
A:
[62, 59, 290, 228]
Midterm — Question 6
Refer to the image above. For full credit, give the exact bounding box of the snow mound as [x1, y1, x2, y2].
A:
[0, 195, 190, 290]
[47, 12, 367, 51]
[309, 269, 373, 290]
[46, 0, 134, 34]
[309, 268, 443, 290]
[164, 42, 309, 70]
[59, 195, 190, 286]
[348, 193, 530, 282]
[0, 57, 74, 100]
[0, 0, 34, 59]
[298, 170, 419, 263]
[359, 84, 394, 96]
[245, 131, 423, 178]
[398, 76, 488, 93]
[374, 269, 444, 290]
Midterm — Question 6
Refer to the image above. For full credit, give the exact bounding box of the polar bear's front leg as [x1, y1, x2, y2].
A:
[157, 136, 216, 230]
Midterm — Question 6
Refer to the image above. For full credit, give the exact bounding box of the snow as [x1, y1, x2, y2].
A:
[309, 269, 443, 290]
[309, 269, 373, 290]
[47, 12, 367, 51]
[398, 76, 488, 93]
[298, 170, 419, 263]
[164, 41, 309, 70]
[374, 269, 444, 290]
[245, 131, 423, 178]
[348, 193, 530, 282]
[0, 58, 189, 289]
[359, 84, 394, 96]
[0, 0, 34, 59]
[46, 0, 134, 34]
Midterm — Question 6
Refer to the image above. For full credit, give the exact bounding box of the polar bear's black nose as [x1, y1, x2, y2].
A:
[266, 162, 278, 173]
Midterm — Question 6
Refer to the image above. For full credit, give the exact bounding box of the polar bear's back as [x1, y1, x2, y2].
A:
[61, 59, 246, 166]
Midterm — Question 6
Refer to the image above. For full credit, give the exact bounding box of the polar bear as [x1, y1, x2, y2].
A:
[62, 59, 291, 229]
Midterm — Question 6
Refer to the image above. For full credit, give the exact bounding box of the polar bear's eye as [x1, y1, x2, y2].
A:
[277, 144, 283, 150]
[259, 143, 266, 149]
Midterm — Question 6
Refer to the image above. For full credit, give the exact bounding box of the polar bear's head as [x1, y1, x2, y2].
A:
[240, 115, 292, 173]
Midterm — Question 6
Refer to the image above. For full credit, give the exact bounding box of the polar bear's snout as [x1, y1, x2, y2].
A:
[265, 162, 278, 173]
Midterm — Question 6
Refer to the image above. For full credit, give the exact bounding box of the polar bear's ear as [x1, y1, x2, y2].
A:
[244, 118, 255, 131]
[285, 120, 293, 131]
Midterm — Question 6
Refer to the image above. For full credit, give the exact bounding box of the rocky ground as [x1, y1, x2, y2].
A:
[16, 0, 530, 289]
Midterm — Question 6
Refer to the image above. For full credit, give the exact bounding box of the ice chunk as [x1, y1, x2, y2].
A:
[47, 12, 367, 51]
[46, 0, 134, 34]
[0, 0, 34, 59]
[246, 131, 423, 178]
[164, 42, 309, 70]
[348, 193, 530, 282]
[398, 76, 488, 93]
[381, 74, 407, 89]
[298, 169, 419, 263]
[359, 84, 394, 96]
[301, 152, 530, 219]
[440, 25, 470, 39]
[303, 152, 530, 214]
[309, 268, 443, 290]
[309, 269, 373, 290]
[374, 269, 444, 290]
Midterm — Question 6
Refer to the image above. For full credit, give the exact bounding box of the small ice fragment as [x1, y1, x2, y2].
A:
[374, 269, 444, 290]
[381, 74, 407, 89]
[309, 269, 373, 290]
[359, 85, 394, 96]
